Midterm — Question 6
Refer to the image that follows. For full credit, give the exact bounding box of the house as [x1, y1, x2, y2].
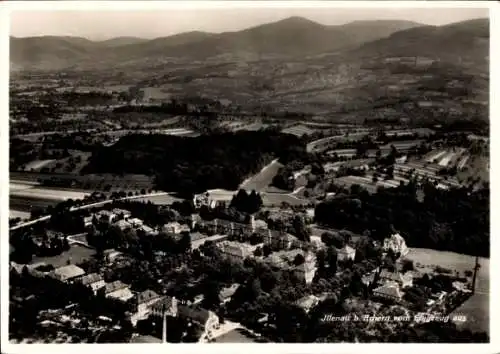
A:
[84, 216, 93, 227]
[218, 284, 240, 304]
[295, 295, 320, 313]
[79, 273, 105, 294]
[382, 233, 409, 257]
[97, 210, 116, 224]
[379, 270, 413, 288]
[151, 296, 178, 318]
[294, 251, 317, 285]
[373, 284, 404, 302]
[337, 244, 356, 261]
[130, 290, 163, 325]
[112, 208, 131, 219]
[178, 305, 219, 341]
[361, 271, 378, 287]
[51, 265, 85, 283]
[114, 219, 132, 231]
[162, 222, 190, 234]
[249, 215, 268, 233]
[128, 218, 144, 227]
[138, 224, 156, 235]
[103, 249, 124, 263]
[217, 241, 253, 263]
[104, 280, 134, 302]
[263, 230, 299, 250]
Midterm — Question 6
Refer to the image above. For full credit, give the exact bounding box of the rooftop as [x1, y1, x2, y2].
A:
[52, 264, 85, 281]
[136, 289, 161, 305]
[373, 284, 403, 299]
[105, 280, 129, 294]
[80, 273, 103, 285]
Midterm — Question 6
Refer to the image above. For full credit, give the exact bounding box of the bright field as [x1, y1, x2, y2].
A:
[31, 245, 96, 268]
[404, 248, 489, 334]
[239, 159, 283, 192]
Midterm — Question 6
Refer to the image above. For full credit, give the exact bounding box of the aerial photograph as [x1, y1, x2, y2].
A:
[6, 3, 490, 345]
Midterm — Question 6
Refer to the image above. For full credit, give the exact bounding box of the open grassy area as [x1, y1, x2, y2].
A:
[404, 248, 489, 334]
[239, 159, 283, 192]
[31, 245, 96, 268]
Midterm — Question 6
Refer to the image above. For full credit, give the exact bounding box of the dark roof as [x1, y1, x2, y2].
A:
[218, 284, 240, 300]
[105, 280, 128, 293]
[80, 273, 103, 285]
[136, 290, 161, 305]
[178, 305, 210, 325]
[151, 296, 175, 312]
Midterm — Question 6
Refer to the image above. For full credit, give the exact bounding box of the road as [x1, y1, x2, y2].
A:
[9, 192, 174, 231]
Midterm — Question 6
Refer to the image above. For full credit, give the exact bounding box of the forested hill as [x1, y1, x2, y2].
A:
[82, 131, 306, 195]
[314, 182, 489, 257]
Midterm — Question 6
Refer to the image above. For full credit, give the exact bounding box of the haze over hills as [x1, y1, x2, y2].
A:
[352, 18, 489, 64]
[10, 16, 424, 70]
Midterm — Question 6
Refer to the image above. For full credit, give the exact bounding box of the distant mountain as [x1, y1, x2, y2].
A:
[352, 18, 489, 62]
[9, 16, 432, 70]
[97, 36, 148, 47]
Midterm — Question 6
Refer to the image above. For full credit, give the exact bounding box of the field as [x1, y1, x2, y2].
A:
[31, 244, 96, 268]
[10, 171, 156, 193]
[281, 124, 315, 137]
[134, 194, 183, 205]
[142, 87, 172, 101]
[10, 184, 90, 201]
[404, 248, 489, 334]
[23, 159, 55, 172]
[205, 189, 309, 207]
[9, 209, 31, 219]
[239, 159, 283, 192]
[332, 175, 401, 193]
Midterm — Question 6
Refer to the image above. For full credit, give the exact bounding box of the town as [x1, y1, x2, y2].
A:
[7, 7, 490, 345]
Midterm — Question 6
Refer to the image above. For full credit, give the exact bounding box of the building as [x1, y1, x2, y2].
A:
[379, 270, 413, 288]
[104, 280, 134, 302]
[337, 244, 356, 261]
[112, 208, 132, 219]
[382, 233, 409, 257]
[193, 193, 217, 209]
[114, 219, 132, 231]
[103, 249, 124, 263]
[263, 230, 300, 250]
[84, 216, 93, 227]
[217, 241, 253, 263]
[295, 295, 320, 313]
[130, 290, 163, 325]
[218, 284, 240, 304]
[177, 305, 219, 341]
[138, 224, 156, 236]
[78, 273, 105, 294]
[151, 296, 178, 318]
[163, 222, 190, 234]
[373, 284, 404, 302]
[128, 218, 144, 227]
[97, 210, 116, 224]
[294, 251, 317, 284]
[51, 265, 85, 283]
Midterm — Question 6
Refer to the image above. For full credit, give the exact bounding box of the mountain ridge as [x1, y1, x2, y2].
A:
[10, 16, 487, 71]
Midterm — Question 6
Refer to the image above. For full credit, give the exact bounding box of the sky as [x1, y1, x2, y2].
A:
[10, 6, 489, 40]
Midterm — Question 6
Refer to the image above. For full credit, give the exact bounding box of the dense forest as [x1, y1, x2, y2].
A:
[82, 131, 306, 196]
[315, 182, 489, 257]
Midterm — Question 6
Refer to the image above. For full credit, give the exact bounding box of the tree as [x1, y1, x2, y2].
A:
[402, 259, 415, 273]
[292, 215, 311, 242]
